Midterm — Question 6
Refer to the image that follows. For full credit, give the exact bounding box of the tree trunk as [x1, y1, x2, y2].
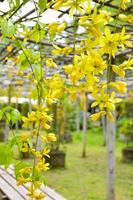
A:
[76, 99, 80, 133]
[106, 112, 116, 200]
[82, 93, 87, 158]
[102, 115, 106, 146]
[106, 65, 116, 200]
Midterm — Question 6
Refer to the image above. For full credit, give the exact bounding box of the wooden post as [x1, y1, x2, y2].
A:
[106, 112, 116, 200]
[101, 115, 106, 146]
[82, 93, 87, 158]
[106, 65, 116, 200]
[76, 98, 80, 133]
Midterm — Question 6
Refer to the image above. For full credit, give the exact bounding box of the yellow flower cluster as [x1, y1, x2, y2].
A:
[7, 0, 132, 199]
[22, 110, 52, 129]
[17, 104, 57, 199]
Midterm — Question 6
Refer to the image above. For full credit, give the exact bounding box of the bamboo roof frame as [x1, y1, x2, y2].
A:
[0, 0, 132, 98]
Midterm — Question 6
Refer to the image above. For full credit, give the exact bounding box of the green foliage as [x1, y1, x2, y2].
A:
[11, 109, 21, 125]
[18, 48, 41, 70]
[0, 106, 21, 125]
[15, 0, 20, 7]
[23, 0, 30, 5]
[1, 19, 16, 37]
[9, 135, 20, 148]
[14, 161, 31, 179]
[0, 110, 3, 120]
[63, 100, 77, 132]
[29, 24, 45, 42]
[119, 118, 133, 137]
[34, 64, 43, 81]
[0, 143, 13, 168]
[20, 102, 29, 116]
[44, 130, 133, 200]
[39, 0, 47, 12]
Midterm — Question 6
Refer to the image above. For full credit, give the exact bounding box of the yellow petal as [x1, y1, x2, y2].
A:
[90, 112, 100, 121]
[107, 112, 114, 122]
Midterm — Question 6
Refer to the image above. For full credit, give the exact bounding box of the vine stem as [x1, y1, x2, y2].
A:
[31, 123, 41, 198]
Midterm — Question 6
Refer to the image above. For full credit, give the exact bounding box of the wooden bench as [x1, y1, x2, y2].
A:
[0, 165, 66, 200]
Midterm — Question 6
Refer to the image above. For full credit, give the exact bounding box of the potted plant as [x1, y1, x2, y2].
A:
[0, 121, 5, 142]
[0, 128, 5, 142]
[46, 103, 66, 168]
[119, 118, 133, 162]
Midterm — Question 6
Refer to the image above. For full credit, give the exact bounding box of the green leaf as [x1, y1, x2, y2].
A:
[15, 0, 20, 7]
[5, 112, 11, 123]
[23, 0, 29, 5]
[18, 49, 32, 70]
[38, 0, 47, 12]
[0, 110, 3, 120]
[0, 143, 13, 169]
[34, 168, 41, 181]
[1, 19, 16, 37]
[9, 136, 20, 148]
[14, 161, 31, 179]
[29, 25, 45, 42]
[11, 109, 21, 125]
[2, 106, 13, 113]
[34, 64, 43, 81]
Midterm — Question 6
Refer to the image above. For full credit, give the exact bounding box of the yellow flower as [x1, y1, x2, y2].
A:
[36, 158, 49, 171]
[107, 111, 114, 122]
[47, 133, 57, 142]
[21, 142, 29, 152]
[119, 14, 133, 24]
[119, 58, 133, 70]
[41, 133, 57, 142]
[17, 176, 29, 185]
[92, 90, 121, 112]
[63, 0, 87, 16]
[90, 111, 106, 121]
[22, 111, 36, 127]
[79, 9, 113, 37]
[120, 0, 130, 10]
[48, 22, 66, 37]
[19, 167, 32, 175]
[42, 147, 50, 157]
[52, 45, 73, 55]
[112, 65, 125, 78]
[100, 26, 131, 57]
[52, 0, 64, 10]
[7, 45, 13, 52]
[118, 27, 132, 48]
[46, 58, 57, 68]
[20, 132, 29, 142]
[109, 81, 127, 93]
[27, 184, 45, 200]
[64, 62, 85, 83]
[100, 27, 119, 58]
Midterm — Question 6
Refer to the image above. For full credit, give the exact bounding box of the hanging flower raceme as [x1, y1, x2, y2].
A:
[15, 103, 57, 199]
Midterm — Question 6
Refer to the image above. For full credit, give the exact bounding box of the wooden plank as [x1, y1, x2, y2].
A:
[40, 186, 66, 200]
[1, 166, 66, 200]
[8, 165, 66, 200]
[0, 168, 27, 200]
[0, 178, 24, 200]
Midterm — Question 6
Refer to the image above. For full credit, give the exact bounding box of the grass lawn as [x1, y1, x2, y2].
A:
[43, 127, 133, 200]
